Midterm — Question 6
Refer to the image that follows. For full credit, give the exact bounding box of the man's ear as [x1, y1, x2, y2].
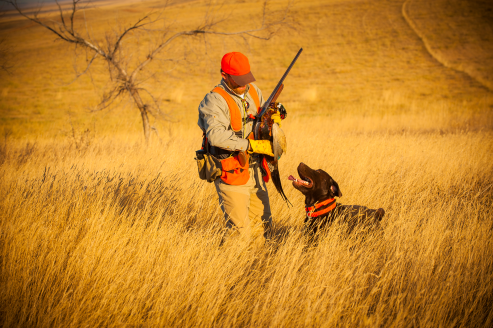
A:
[330, 185, 342, 197]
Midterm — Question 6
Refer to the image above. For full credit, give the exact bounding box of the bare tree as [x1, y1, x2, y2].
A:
[2, 0, 289, 142]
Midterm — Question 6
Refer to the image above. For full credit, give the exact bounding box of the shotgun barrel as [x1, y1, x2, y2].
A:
[256, 48, 303, 125]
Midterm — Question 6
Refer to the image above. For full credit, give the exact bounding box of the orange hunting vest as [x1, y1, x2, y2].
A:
[212, 84, 261, 185]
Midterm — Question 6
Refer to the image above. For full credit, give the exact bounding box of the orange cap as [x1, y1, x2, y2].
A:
[221, 52, 256, 86]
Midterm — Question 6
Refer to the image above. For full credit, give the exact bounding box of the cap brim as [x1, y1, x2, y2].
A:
[230, 71, 256, 86]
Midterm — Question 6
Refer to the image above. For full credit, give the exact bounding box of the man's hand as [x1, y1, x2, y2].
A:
[271, 111, 282, 127]
[248, 140, 275, 157]
[270, 103, 286, 127]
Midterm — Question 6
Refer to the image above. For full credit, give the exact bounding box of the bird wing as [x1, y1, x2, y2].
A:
[272, 123, 287, 160]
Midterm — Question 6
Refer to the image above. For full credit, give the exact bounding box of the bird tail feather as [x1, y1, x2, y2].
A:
[271, 169, 292, 207]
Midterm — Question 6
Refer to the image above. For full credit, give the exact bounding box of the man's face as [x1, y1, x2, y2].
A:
[221, 71, 247, 95]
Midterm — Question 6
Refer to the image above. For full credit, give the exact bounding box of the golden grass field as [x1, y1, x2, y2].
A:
[1, 0, 493, 326]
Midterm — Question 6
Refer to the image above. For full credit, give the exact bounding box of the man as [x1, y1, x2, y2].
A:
[197, 52, 283, 247]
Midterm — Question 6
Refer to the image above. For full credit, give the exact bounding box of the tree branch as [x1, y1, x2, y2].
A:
[70, 0, 81, 35]
[54, 0, 67, 30]
[111, 15, 150, 58]
[92, 84, 126, 112]
[66, 51, 98, 85]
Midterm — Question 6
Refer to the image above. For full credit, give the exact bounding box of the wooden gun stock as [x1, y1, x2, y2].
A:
[270, 84, 284, 105]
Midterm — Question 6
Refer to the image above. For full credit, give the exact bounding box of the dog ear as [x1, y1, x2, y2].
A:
[331, 185, 342, 197]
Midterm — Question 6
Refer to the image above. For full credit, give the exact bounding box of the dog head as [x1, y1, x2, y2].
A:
[291, 162, 342, 206]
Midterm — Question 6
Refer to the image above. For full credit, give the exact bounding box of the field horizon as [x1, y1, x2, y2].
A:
[1, 0, 492, 327]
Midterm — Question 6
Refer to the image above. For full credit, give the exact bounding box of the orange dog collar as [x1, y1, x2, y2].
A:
[305, 198, 336, 218]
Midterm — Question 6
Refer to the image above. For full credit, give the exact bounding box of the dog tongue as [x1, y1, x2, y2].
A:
[288, 175, 309, 185]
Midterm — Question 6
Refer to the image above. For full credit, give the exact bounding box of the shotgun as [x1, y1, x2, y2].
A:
[238, 48, 303, 168]
[254, 47, 303, 139]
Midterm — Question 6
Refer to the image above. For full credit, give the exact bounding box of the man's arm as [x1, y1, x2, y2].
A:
[198, 92, 249, 152]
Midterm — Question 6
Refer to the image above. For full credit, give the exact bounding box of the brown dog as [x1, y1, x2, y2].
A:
[289, 163, 385, 236]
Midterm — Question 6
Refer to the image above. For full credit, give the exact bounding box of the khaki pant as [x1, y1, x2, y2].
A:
[214, 161, 272, 247]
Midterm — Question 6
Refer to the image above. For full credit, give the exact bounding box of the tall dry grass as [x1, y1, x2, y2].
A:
[1, 0, 493, 326]
[1, 110, 492, 327]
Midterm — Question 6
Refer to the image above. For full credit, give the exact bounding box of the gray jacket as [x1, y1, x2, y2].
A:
[197, 80, 264, 152]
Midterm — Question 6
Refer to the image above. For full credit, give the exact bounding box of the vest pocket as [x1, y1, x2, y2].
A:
[195, 150, 222, 183]
[220, 155, 250, 185]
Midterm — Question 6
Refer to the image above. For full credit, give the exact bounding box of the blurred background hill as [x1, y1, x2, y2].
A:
[0, 0, 492, 140]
